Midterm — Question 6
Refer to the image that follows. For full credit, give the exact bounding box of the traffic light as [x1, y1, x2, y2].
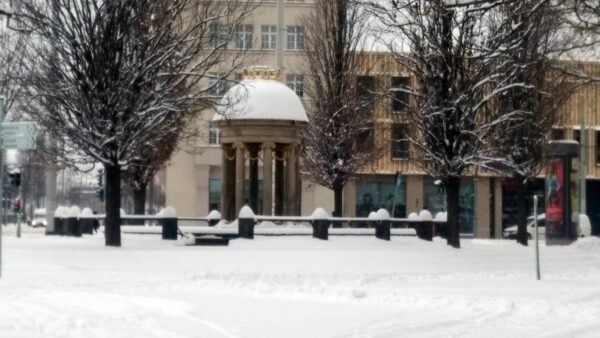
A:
[9, 172, 21, 187]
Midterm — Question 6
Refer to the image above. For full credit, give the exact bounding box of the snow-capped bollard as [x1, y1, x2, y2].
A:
[207, 210, 221, 227]
[67, 206, 81, 237]
[434, 212, 448, 239]
[79, 208, 94, 235]
[52, 207, 62, 235]
[367, 211, 378, 229]
[159, 207, 178, 240]
[311, 208, 330, 240]
[416, 210, 434, 241]
[54, 206, 66, 236]
[374, 209, 391, 241]
[238, 206, 256, 239]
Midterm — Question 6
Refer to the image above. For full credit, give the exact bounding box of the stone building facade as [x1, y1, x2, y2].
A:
[164, 1, 600, 236]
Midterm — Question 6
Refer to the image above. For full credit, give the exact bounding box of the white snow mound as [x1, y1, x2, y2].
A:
[160, 207, 177, 218]
[435, 212, 447, 222]
[311, 208, 330, 220]
[419, 210, 433, 221]
[68, 206, 81, 218]
[375, 208, 391, 220]
[206, 210, 221, 220]
[238, 206, 255, 219]
[80, 207, 93, 217]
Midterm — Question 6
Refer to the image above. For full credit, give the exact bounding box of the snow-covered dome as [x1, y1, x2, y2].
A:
[213, 67, 308, 122]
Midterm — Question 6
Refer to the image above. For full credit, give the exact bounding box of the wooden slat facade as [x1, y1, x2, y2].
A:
[357, 53, 600, 180]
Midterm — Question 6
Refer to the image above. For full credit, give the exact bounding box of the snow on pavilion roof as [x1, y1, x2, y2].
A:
[213, 67, 308, 123]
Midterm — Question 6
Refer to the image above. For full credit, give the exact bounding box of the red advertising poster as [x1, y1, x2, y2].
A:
[546, 158, 564, 238]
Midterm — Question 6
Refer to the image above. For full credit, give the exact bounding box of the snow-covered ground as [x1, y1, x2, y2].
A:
[1, 227, 599, 338]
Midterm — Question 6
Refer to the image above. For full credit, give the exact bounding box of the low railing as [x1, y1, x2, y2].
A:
[48, 205, 447, 242]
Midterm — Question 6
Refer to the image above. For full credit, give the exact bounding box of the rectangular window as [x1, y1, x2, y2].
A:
[424, 178, 475, 234]
[357, 75, 375, 111]
[551, 128, 564, 141]
[261, 25, 277, 49]
[287, 26, 304, 50]
[235, 24, 253, 49]
[596, 131, 600, 166]
[391, 76, 411, 111]
[391, 123, 409, 159]
[208, 72, 228, 96]
[286, 74, 304, 98]
[574, 129, 581, 143]
[357, 122, 374, 152]
[209, 128, 220, 145]
[209, 23, 228, 48]
[209, 179, 221, 212]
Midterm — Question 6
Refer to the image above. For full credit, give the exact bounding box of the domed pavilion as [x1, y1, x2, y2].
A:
[212, 66, 308, 220]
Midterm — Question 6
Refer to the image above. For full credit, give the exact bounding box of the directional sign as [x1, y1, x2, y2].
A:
[1, 122, 38, 150]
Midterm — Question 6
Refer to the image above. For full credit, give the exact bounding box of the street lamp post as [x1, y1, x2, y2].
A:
[579, 92, 587, 216]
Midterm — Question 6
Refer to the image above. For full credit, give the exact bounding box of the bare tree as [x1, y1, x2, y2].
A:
[301, 0, 379, 218]
[0, 13, 27, 117]
[17, 0, 254, 246]
[368, 0, 533, 248]
[488, 1, 577, 245]
[124, 126, 179, 216]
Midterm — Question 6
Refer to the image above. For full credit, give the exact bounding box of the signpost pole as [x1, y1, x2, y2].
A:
[0, 97, 5, 278]
[534, 195, 541, 280]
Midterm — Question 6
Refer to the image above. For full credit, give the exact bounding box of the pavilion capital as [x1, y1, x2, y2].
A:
[232, 142, 246, 150]
[261, 142, 276, 150]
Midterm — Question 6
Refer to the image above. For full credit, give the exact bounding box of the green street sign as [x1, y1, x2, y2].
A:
[1, 121, 39, 150]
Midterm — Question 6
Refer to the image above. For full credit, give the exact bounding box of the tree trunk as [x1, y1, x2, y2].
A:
[104, 163, 121, 247]
[333, 183, 343, 228]
[515, 175, 529, 246]
[446, 176, 461, 248]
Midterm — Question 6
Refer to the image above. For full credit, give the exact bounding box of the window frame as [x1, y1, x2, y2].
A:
[391, 76, 411, 112]
[208, 128, 221, 145]
[286, 74, 304, 98]
[235, 24, 254, 50]
[391, 123, 410, 160]
[286, 25, 305, 50]
[596, 131, 600, 166]
[261, 25, 277, 50]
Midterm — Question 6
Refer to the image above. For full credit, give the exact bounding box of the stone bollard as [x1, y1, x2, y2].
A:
[207, 210, 221, 227]
[434, 212, 448, 239]
[53, 206, 65, 236]
[79, 208, 95, 235]
[159, 207, 178, 240]
[416, 210, 434, 241]
[66, 206, 81, 237]
[238, 206, 256, 239]
[374, 209, 391, 241]
[311, 208, 330, 240]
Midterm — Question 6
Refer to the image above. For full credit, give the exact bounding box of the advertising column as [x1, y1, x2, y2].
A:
[545, 141, 579, 245]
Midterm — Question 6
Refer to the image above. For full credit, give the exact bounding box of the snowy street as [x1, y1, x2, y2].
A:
[1, 230, 599, 338]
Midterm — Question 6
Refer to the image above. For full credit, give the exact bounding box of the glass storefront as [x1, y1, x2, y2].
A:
[423, 178, 475, 234]
[501, 178, 545, 230]
[356, 178, 407, 218]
